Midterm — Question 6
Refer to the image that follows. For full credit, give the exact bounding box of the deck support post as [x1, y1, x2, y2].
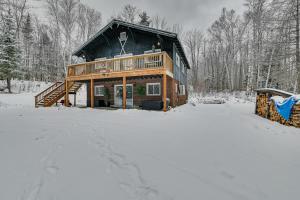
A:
[65, 80, 69, 107]
[171, 78, 175, 107]
[74, 93, 76, 107]
[123, 76, 126, 109]
[163, 73, 167, 112]
[91, 79, 94, 108]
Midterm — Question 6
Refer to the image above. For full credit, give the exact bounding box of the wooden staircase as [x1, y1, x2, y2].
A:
[35, 81, 82, 107]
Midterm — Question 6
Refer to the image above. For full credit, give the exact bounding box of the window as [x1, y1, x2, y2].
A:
[175, 83, 178, 94]
[176, 53, 180, 67]
[94, 85, 105, 96]
[179, 85, 185, 96]
[146, 83, 161, 96]
[181, 61, 185, 74]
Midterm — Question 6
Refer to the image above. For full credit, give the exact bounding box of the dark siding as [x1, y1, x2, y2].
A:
[173, 43, 188, 86]
[90, 76, 166, 108]
[86, 76, 187, 109]
[84, 25, 173, 61]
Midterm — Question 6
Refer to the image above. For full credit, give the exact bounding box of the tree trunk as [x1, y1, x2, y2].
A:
[6, 78, 11, 93]
[265, 48, 275, 88]
[297, 0, 300, 93]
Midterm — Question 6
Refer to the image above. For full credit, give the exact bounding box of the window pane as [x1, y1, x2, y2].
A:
[100, 87, 104, 96]
[179, 85, 185, 95]
[148, 85, 153, 95]
[95, 86, 105, 96]
[126, 86, 132, 98]
[154, 85, 160, 95]
[95, 87, 99, 96]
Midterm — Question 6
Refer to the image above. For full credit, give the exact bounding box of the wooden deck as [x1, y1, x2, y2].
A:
[66, 52, 174, 112]
[66, 52, 173, 81]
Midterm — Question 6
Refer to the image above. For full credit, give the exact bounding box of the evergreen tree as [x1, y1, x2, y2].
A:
[139, 11, 151, 26]
[0, 10, 21, 93]
[22, 13, 33, 79]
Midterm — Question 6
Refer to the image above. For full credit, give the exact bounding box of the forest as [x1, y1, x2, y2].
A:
[0, 0, 300, 94]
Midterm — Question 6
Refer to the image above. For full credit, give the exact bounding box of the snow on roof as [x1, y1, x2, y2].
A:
[270, 96, 285, 103]
[271, 95, 300, 105]
[256, 88, 295, 97]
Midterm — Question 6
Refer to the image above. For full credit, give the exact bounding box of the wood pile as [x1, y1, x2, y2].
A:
[256, 94, 268, 118]
[269, 101, 291, 126]
[255, 89, 300, 128]
[291, 104, 300, 128]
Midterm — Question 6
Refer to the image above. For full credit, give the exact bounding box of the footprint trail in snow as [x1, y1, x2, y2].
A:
[89, 129, 172, 200]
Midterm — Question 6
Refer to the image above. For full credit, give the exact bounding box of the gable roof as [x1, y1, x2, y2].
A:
[73, 19, 190, 69]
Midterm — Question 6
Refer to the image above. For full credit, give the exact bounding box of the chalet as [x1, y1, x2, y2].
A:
[35, 19, 190, 111]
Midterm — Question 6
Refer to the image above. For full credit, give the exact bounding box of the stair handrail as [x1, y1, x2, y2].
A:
[43, 81, 66, 106]
[35, 81, 63, 106]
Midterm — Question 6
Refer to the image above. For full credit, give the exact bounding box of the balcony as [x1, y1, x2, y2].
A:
[67, 52, 174, 81]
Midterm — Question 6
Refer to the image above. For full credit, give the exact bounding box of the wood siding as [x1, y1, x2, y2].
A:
[82, 24, 173, 62]
[86, 76, 187, 108]
[88, 76, 163, 108]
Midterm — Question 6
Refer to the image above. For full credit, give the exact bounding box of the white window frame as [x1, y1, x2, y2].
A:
[146, 83, 161, 96]
[179, 85, 186, 96]
[176, 53, 180, 67]
[181, 61, 185, 74]
[94, 85, 105, 97]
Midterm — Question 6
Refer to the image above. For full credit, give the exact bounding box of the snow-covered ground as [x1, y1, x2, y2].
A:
[0, 80, 87, 108]
[1, 91, 300, 200]
[0, 80, 53, 94]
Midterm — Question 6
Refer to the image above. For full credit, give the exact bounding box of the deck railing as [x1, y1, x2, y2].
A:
[34, 81, 63, 106]
[67, 52, 173, 77]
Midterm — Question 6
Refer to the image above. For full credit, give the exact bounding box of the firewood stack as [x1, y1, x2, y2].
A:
[256, 94, 268, 117]
[291, 104, 300, 128]
[269, 101, 291, 126]
[256, 89, 300, 128]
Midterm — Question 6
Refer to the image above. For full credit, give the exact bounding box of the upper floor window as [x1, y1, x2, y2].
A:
[146, 83, 161, 96]
[179, 85, 186, 96]
[181, 61, 185, 74]
[176, 53, 180, 67]
[94, 85, 105, 96]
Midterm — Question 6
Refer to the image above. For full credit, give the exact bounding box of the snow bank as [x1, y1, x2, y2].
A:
[0, 93, 37, 108]
[0, 80, 53, 108]
[0, 79, 52, 94]
[189, 91, 255, 105]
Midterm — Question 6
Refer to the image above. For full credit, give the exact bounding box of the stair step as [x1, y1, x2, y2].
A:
[35, 81, 83, 108]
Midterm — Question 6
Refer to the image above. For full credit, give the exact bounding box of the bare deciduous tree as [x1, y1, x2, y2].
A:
[58, 0, 78, 71]
[184, 30, 203, 92]
[120, 4, 139, 23]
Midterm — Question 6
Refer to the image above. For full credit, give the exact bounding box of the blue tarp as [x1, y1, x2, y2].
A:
[273, 96, 298, 121]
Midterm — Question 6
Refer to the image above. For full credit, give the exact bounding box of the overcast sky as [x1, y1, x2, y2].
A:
[31, 0, 245, 31]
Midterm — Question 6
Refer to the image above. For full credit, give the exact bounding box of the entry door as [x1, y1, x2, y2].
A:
[114, 84, 133, 108]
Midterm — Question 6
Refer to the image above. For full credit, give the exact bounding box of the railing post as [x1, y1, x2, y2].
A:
[123, 76, 126, 109]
